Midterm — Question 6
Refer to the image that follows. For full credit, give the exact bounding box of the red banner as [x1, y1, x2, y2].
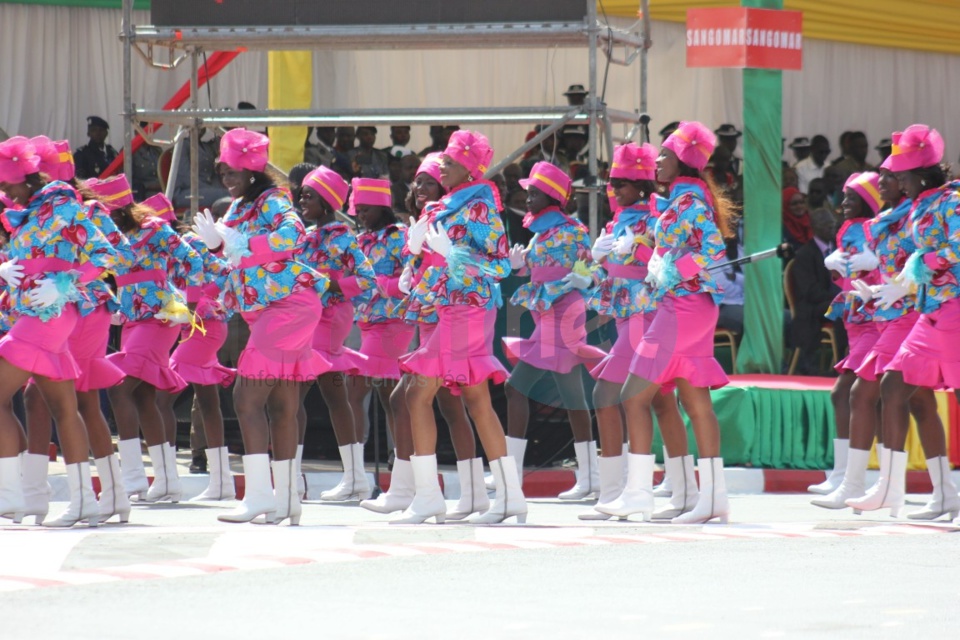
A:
[686, 8, 803, 71]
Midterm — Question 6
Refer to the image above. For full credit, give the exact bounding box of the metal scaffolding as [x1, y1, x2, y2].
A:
[120, 0, 650, 235]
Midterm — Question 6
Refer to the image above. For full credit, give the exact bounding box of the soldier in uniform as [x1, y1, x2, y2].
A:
[73, 115, 118, 179]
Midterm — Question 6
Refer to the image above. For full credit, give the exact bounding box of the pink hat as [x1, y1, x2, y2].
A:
[662, 121, 716, 172]
[54, 141, 76, 181]
[86, 174, 134, 211]
[302, 166, 349, 211]
[32, 137, 75, 182]
[843, 171, 883, 214]
[519, 161, 572, 207]
[443, 130, 494, 180]
[880, 124, 944, 172]
[348, 178, 392, 216]
[141, 192, 177, 222]
[416, 152, 443, 184]
[609, 143, 657, 181]
[217, 128, 269, 172]
[0, 136, 41, 184]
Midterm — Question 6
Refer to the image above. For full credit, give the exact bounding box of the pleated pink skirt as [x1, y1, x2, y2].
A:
[358, 319, 415, 380]
[503, 293, 606, 374]
[170, 319, 236, 387]
[854, 313, 918, 382]
[69, 307, 126, 391]
[0, 304, 80, 381]
[886, 299, 960, 390]
[108, 318, 185, 392]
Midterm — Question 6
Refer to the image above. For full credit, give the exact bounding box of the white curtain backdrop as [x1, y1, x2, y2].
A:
[1, 5, 958, 172]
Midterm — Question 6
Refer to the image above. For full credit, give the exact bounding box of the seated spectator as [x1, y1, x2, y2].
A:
[782, 186, 812, 250]
[383, 125, 411, 152]
[520, 124, 568, 177]
[783, 165, 799, 190]
[419, 125, 458, 157]
[789, 207, 846, 375]
[714, 123, 743, 175]
[874, 137, 892, 164]
[795, 134, 831, 193]
[503, 188, 533, 247]
[304, 126, 336, 168]
[347, 126, 390, 179]
[131, 135, 163, 201]
[391, 152, 420, 212]
[502, 163, 523, 193]
[562, 124, 588, 179]
[788, 136, 811, 165]
[830, 131, 873, 183]
[171, 128, 229, 210]
[74, 115, 118, 179]
[822, 165, 845, 210]
[563, 83, 587, 107]
[806, 177, 830, 213]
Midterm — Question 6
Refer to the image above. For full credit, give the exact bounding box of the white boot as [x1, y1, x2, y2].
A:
[18, 453, 51, 524]
[908, 456, 960, 521]
[219, 454, 276, 523]
[144, 443, 181, 503]
[558, 441, 600, 500]
[321, 443, 369, 501]
[447, 458, 491, 520]
[295, 444, 306, 500]
[672, 457, 729, 524]
[118, 438, 150, 500]
[270, 459, 302, 526]
[808, 438, 849, 495]
[653, 454, 699, 519]
[0, 455, 25, 523]
[811, 447, 870, 513]
[579, 455, 628, 521]
[471, 456, 528, 524]
[594, 453, 654, 520]
[191, 447, 235, 501]
[360, 454, 414, 514]
[652, 445, 673, 497]
[846, 448, 905, 517]
[392, 454, 446, 524]
[94, 454, 131, 524]
[486, 436, 526, 491]
[864, 443, 886, 494]
[43, 462, 99, 528]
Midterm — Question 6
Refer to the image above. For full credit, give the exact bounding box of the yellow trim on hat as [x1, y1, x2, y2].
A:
[891, 143, 903, 156]
[308, 175, 345, 208]
[357, 185, 392, 195]
[856, 179, 882, 206]
[58, 151, 73, 163]
[674, 129, 712, 158]
[100, 188, 133, 203]
[531, 172, 570, 199]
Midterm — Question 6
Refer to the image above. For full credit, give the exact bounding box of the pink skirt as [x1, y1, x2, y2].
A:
[886, 300, 960, 390]
[170, 320, 236, 388]
[0, 304, 81, 381]
[107, 318, 185, 392]
[589, 313, 650, 384]
[834, 320, 880, 374]
[503, 293, 606, 374]
[239, 288, 330, 382]
[399, 305, 507, 395]
[854, 313, 918, 381]
[69, 307, 126, 392]
[358, 320, 415, 380]
[627, 293, 728, 390]
[312, 301, 366, 375]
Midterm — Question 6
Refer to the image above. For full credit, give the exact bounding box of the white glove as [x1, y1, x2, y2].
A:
[613, 228, 636, 256]
[509, 244, 529, 271]
[645, 251, 663, 286]
[215, 221, 249, 266]
[847, 248, 880, 273]
[561, 272, 592, 290]
[850, 279, 878, 303]
[591, 229, 615, 262]
[425, 223, 452, 258]
[875, 275, 912, 310]
[191, 209, 223, 250]
[823, 249, 849, 275]
[398, 264, 413, 295]
[110, 312, 125, 326]
[406, 215, 429, 255]
[28, 277, 61, 309]
[0, 258, 24, 288]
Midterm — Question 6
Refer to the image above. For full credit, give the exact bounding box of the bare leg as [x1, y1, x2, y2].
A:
[849, 378, 881, 451]
[831, 371, 856, 440]
[264, 380, 300, 461]
[437, 388, 475, 460]
[619, 374, 662, 454]
[593, 379, 625, 457]
[0, 360, 33, 457]
[24, 383, 54, 456]
[194, 384, 225, 449]
[319, 372, 357, 445]
[910, 387, 946, 458]
[504, 384, 530, 440]
[33, 377, 89, 465]
[78, 390, 115, 459]
[346, 376, 373, 444]
[551, 369, 593, 443]
[156, 389, 179, 446]
[297, 381, 312, 444]
[675, 380, 721, 458]
[132, 382, 165, 447]
[108, 377, 144, 442]
[653, 391, 688, 456]
[879, 371, 916, 451]
[405, 375, 443, 455]
[232, 377, 276, 455]
[388, 375, 415, 460]
[460, 382, 507, 460]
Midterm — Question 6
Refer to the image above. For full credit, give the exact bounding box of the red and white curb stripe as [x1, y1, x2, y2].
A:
[0, 521, 951, 593]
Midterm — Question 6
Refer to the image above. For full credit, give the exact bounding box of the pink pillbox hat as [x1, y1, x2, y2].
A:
[30, 137, 74, 182]
[0, 136, 41, 184]
[53, 141, 76, 181]
[610, 142, 658, 181]
[302, 166, 349, 211]
[416, 152, 443, 184]
[843, 171, 883, 214]
[443, 129, 494, 181]
[662, 121, 716, 172]
[348, 177, 392, 216]
[141, 192, 177, 222]
[217, 128, 270, 172]
[880, 124, 944, 172]
[519, 161, 573, 207]
[86, 174, 134, 211]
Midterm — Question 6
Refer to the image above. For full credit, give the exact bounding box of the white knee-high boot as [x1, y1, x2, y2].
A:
[218, 454, 276, 523]
[558, 441, 600, 500]
[43, 462, 99, 528]
[270, 459, 302, 526]
[908, 456, 960, 521]
[846, 448, 905, 517]
[360, 454, 414, 514]
[594, 453, 654, 520]
[18, 452, 51, 524]
[144, 443, 181, 503]
[811, 447, 870, 512]
[321, 443, 370, 501]
[352, 442, 371, 499]
[392, 454, 446, 524]
[470, 456, 527, 524]
[672, 457, 729, 524]
[653, 454, 698, 519]
[652, 445, 673, 497]
[295, 444, 306, 500]
[447, 458, 490, 520]
[579, 454, 628, 521]
[191, 446, 235, 501]
[118, 438, 149, 500]
[486, 436, 526, 491]
[0, 455, 25, 523]
[808, 438, 849, 495]
[94, 454, 131, 524]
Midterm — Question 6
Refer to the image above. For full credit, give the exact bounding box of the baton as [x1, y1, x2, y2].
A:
[707, 243, 794, 273]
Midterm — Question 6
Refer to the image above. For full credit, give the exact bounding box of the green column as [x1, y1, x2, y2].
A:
[735, 0, 784, 373]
